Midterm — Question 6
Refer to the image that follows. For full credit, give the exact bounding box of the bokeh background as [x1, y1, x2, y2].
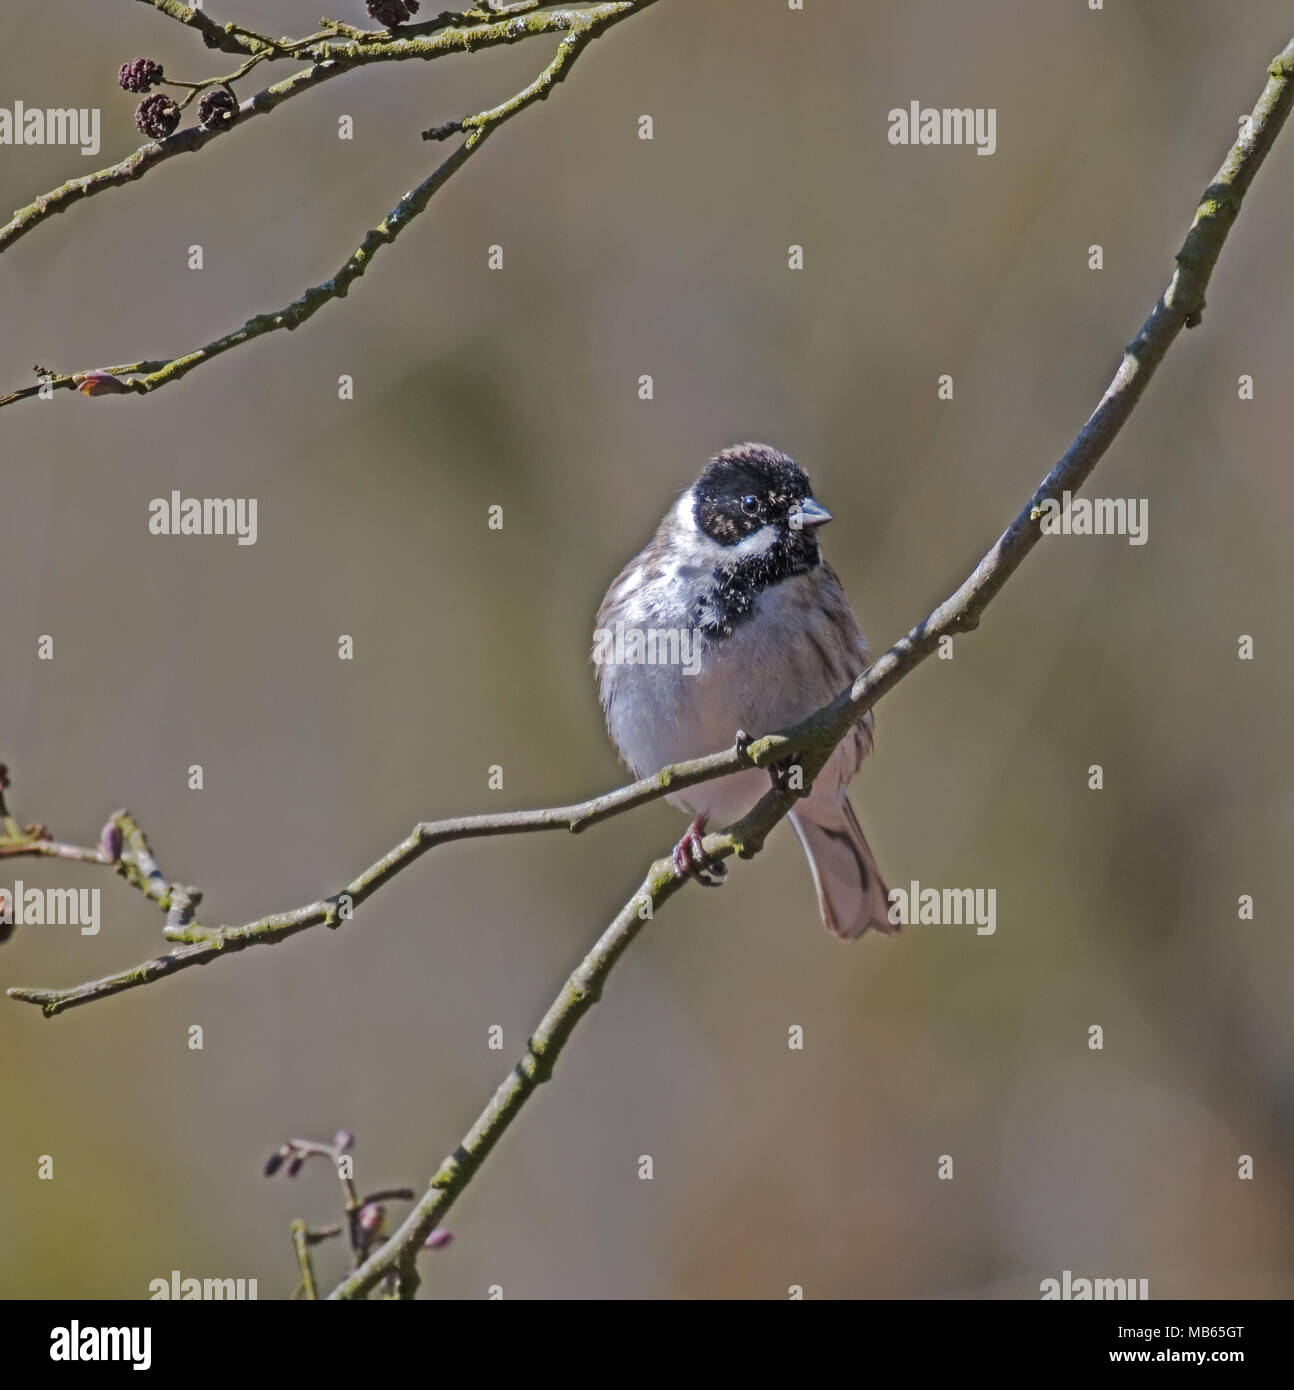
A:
[2, 0, 1292, 1299]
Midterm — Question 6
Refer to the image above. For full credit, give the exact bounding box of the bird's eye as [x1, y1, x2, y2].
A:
[740, 495, 760, 515]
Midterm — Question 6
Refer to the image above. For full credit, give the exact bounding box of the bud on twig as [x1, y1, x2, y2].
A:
[356, 1202, 387, 1238]
[74, 371, 132, 397]
[264, 1144, 293, 1177]
[99, 820, 123, 862]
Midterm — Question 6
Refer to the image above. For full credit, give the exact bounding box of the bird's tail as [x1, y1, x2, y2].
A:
[789, 797, 896, 940]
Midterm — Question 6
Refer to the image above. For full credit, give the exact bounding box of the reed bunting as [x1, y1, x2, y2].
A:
[594, 443, 895, 939]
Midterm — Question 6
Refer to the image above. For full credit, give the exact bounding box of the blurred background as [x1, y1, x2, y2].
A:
[2, 0, 1292, 1299]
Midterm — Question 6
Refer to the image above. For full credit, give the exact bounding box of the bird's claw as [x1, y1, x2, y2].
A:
[672, 812, 727, 887]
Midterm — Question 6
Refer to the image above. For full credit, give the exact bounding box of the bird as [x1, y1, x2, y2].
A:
[593, 442, 895, 939]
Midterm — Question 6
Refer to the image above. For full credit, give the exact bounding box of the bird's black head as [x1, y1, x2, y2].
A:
[685, 444, 834, 639]
[692, 443, 830, 546]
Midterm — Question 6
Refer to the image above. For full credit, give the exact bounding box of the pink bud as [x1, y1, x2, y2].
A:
[357, 1202, 386, 1236]
[74, 371, 131, 397]
[99, 820, 123, 862]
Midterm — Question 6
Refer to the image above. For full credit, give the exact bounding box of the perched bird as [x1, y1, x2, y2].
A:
[594, 443, 895, 939]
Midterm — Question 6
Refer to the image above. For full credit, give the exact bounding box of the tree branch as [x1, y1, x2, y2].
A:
[327, 858, 676, 1299]
[2, 743, 771, 1015]
[136, 0, 274, 58]
[0, 1, 657, 407]
[134, 1, 545, 58]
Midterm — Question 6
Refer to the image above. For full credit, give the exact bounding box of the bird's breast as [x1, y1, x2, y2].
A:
[599, 571, 863, 778]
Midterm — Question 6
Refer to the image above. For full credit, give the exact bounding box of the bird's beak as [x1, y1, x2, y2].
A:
[797, 497, 832, 529]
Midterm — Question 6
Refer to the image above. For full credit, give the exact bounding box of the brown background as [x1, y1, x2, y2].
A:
[2, 0, 1292, 1298]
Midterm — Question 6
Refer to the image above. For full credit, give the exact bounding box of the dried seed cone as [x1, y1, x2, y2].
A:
[367, 0, 420, 29]
[119, 57, 164, 93]
[135, 93, 181, 139]
[198, 88, 238, 131]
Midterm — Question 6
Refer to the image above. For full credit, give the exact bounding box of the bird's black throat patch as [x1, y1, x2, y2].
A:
[690, 531, 821, 639]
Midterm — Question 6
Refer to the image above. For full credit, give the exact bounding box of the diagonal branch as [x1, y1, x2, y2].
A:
[329, 857, 678, 1299]
[0, 1, 656, 408]
[320, 35, 1294, 1298]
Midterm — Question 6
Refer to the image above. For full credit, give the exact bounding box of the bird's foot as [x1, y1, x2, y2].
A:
[735, 729, 809, 799]
[672, 812, 727, 887]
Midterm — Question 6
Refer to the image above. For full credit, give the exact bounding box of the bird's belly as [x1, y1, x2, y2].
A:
[606, 665, 777, 824]
[601, 602, 853, 825]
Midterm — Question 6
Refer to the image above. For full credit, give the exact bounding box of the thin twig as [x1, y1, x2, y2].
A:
[290, 1221, 319, 1299]
[136, 0, 275, 59]
[2, 742, 768, 1014]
